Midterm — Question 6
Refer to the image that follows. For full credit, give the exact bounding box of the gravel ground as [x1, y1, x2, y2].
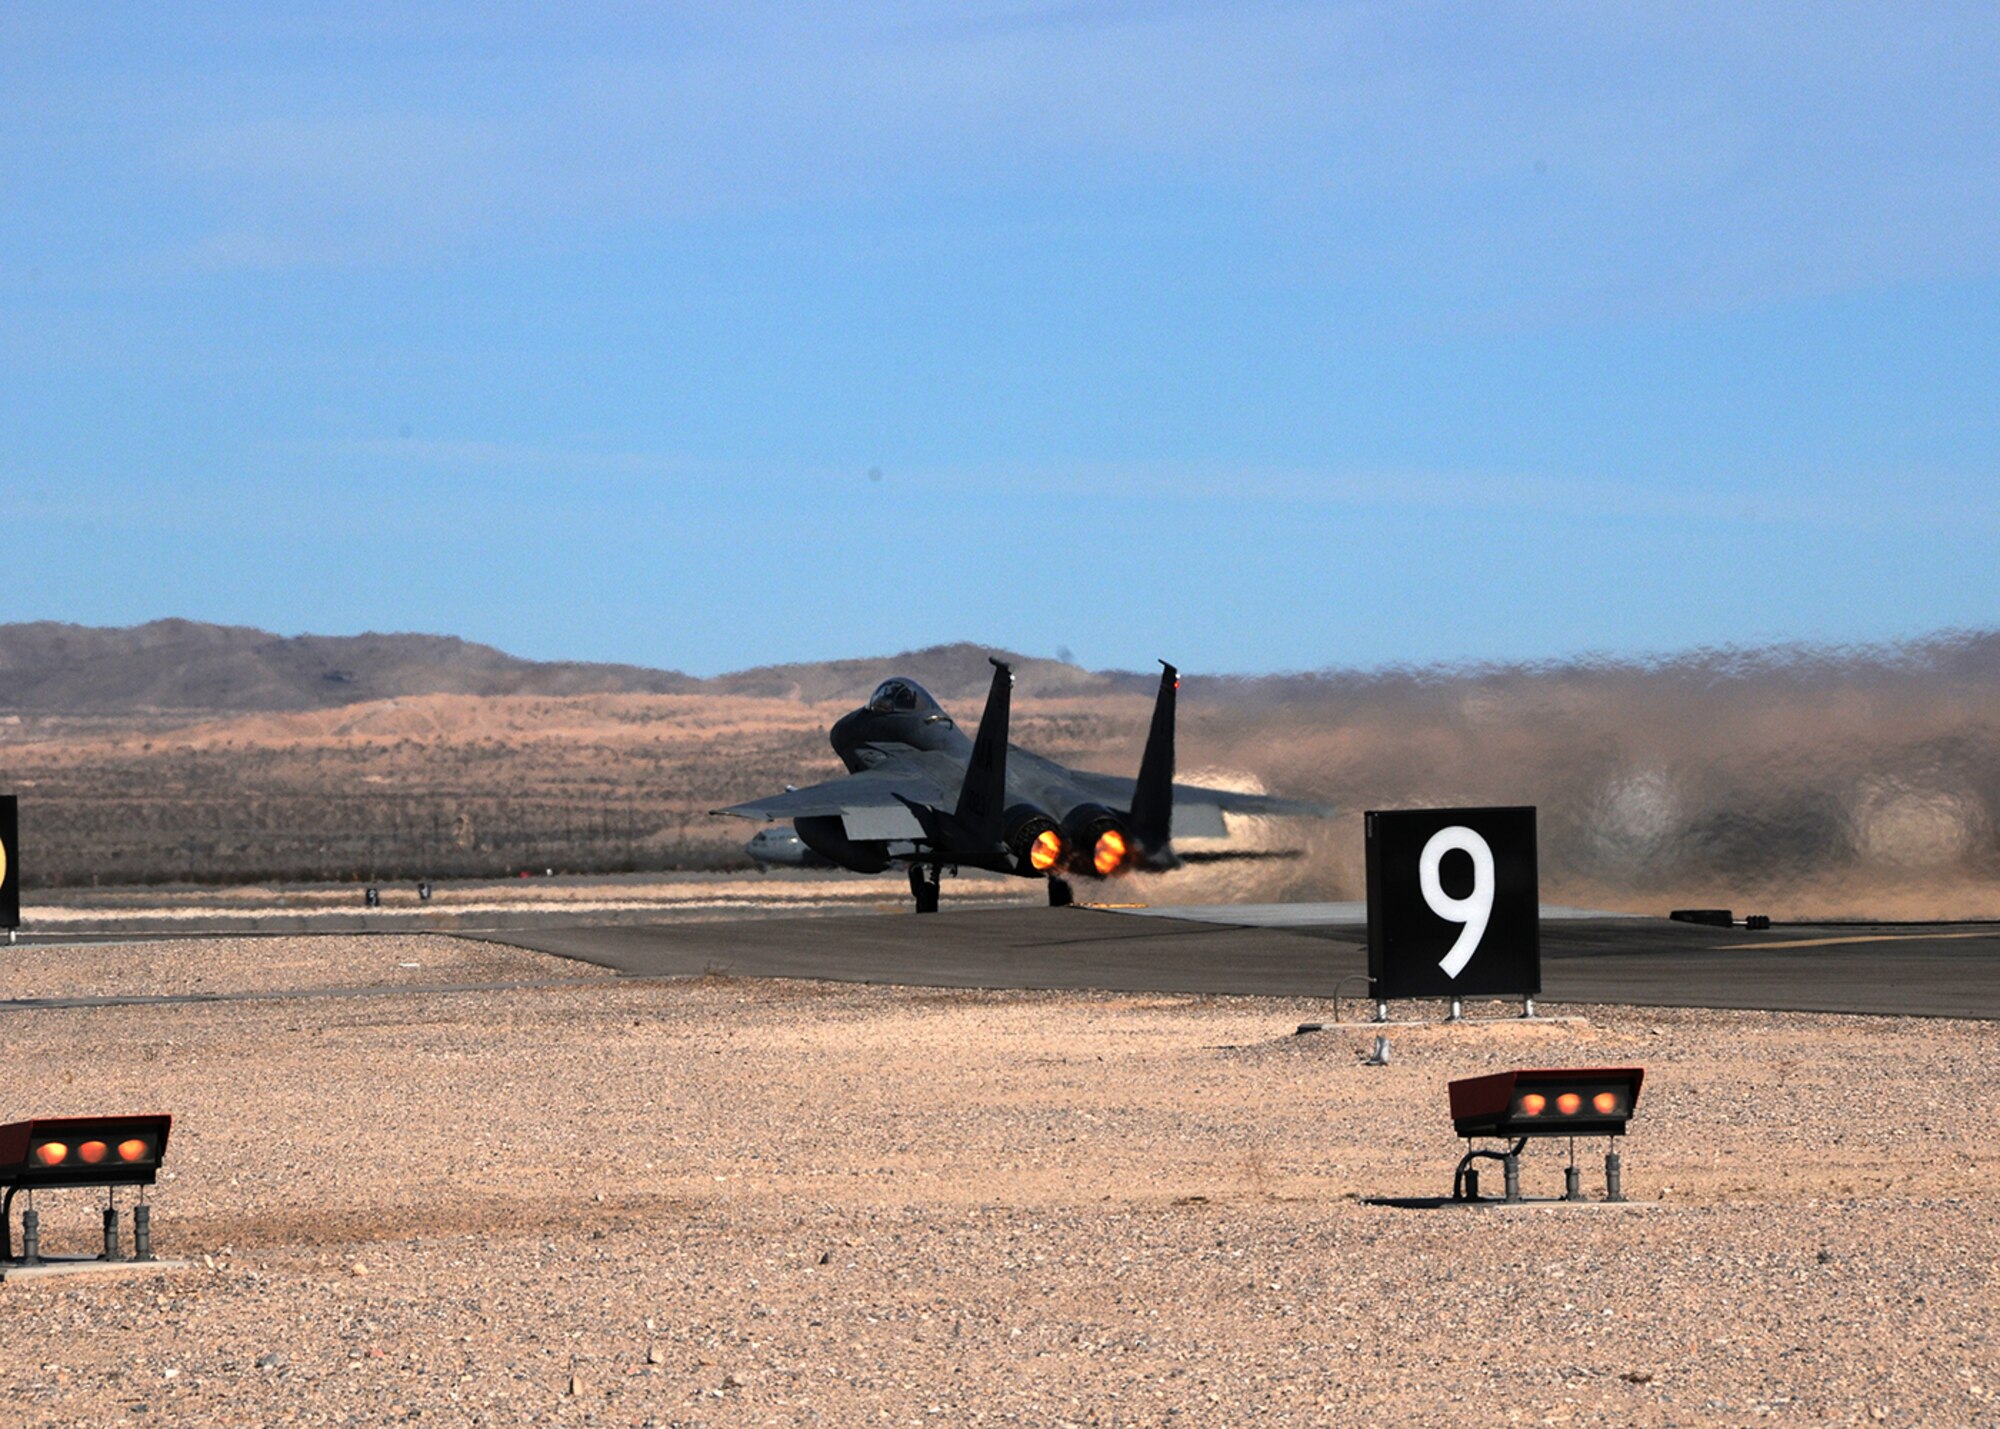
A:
[17, 872, 1043, 933]
[0, 934, 617, 1002]
[1, 934, 1995, 1426]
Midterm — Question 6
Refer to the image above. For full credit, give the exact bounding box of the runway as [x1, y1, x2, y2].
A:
[478, 905, 2000, 1019]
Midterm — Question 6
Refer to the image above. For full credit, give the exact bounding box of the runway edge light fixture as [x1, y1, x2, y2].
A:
[0, 1114, 173, 1266]
[1446, 1068, 1643, 1204]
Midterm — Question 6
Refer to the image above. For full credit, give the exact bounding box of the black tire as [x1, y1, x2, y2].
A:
[1047, 877, 1074, 908]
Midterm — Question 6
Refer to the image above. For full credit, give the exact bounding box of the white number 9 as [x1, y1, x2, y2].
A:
[1420, 825, 1494, 979]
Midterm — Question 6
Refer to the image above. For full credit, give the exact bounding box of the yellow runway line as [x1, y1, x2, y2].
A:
[1716, 930, 1995, 951]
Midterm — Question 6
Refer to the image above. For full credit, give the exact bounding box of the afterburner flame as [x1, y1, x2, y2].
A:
[1030, 828, 1064, 872]
[1093, 828, 1129, 876]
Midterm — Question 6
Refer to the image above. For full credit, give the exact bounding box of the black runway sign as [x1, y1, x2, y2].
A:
[1366, 806, 1539, 1001]
[0, 796, 16, 929]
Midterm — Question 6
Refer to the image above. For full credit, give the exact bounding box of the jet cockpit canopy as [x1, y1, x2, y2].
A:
[865, 678, 943, 716]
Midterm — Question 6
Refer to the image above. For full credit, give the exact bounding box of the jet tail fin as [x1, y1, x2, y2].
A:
[950, 657, 1012, 846]
[1127, 660, 1177, 857]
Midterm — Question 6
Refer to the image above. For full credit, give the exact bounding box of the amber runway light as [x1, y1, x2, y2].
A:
[0, 1115, 173, 1267]
[1445, 1068, 1644, 1204]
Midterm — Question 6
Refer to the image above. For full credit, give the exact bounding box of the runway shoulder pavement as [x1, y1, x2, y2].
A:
[473, 907, 1337, 998]
[473, 904, 2000, 1018]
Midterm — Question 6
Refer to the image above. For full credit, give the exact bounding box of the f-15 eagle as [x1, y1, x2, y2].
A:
[714, 659, 1324, 913]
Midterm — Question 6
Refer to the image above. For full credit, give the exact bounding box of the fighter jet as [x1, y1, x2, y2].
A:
[713, 658, 1324, 912]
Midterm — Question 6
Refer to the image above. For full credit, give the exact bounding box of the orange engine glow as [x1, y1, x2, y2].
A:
[1030, 829, 1064, 872]
[1093, 828, 1129, 876]
[1556, 1093, 1583, 1115]
[1519, 1093, 1547, 1115]
[34, 1142, 69, 1166]
[1592, 1092, 1619, 1114]
[78, 1140, 109, 1165]
[117, 1138, 151, 1163]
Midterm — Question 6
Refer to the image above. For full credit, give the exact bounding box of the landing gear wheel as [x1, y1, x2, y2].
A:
[909, 864, 941, 914]
[1047, 877, 1074, 908]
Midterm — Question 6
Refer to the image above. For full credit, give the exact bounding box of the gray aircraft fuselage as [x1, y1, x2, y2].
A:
[829, 699, 1131, 840]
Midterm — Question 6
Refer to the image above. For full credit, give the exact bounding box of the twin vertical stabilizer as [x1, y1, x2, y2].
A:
[950, 657, 1012, 846]
[949, 655, 1176, 865]
[1127, 661, 1178, 861]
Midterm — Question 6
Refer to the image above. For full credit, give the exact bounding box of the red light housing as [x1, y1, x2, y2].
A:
[1449, 1069, 1644, 1138]
[0, 1116, 172, 1189]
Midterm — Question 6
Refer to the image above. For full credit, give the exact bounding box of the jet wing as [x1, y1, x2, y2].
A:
[711, 753, 967, 842]
[1055, 770, 1330, 839]
[1163, 787, 1331, 839]
[1064, 768, 1328, 812]
[1184, 786, 1331, 819]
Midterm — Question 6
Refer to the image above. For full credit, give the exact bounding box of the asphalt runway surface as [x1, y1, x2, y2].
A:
[480, 905, 2000, 1019]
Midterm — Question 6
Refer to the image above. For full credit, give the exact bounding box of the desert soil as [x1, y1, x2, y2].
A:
[0, 933, 1995, 1426]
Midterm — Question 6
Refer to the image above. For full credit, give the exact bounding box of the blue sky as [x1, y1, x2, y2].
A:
[2, 4, 1996, 676]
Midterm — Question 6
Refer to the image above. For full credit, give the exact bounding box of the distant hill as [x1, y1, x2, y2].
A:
[0, 619, 703, 713]
[0, 620, 1134, 715]
[704, 643, 1139, 704]
[6, 617, 2000, 717]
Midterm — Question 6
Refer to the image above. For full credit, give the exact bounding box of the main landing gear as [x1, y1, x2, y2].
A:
[908, 863, 941, 914]
[909, 867, 1075, 913]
